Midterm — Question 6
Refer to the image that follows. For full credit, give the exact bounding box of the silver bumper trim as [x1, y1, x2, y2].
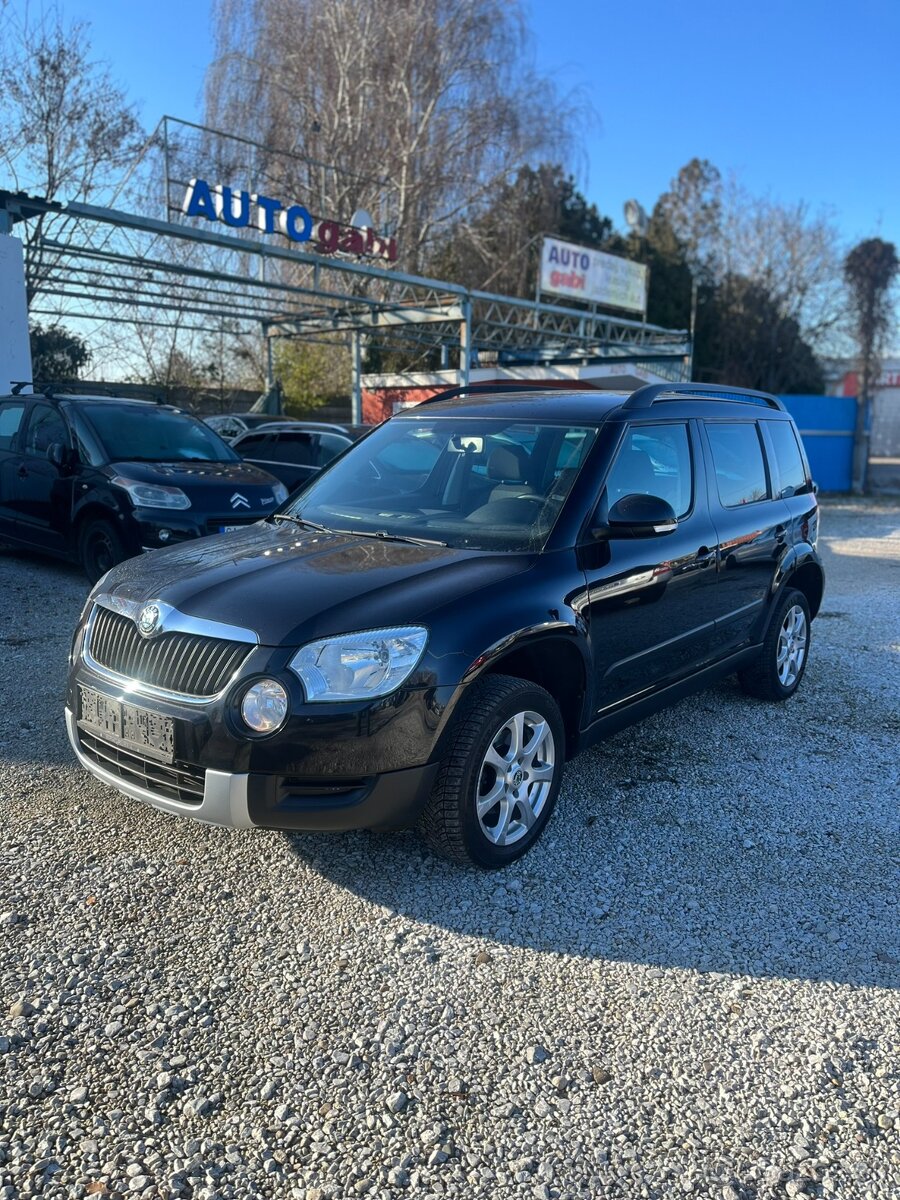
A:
[65, 707, 254, 829]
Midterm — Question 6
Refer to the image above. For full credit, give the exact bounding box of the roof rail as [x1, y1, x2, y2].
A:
[416, 380, 603, 407]
[624, 382, 784, 411]
[19, 381, 167, 404]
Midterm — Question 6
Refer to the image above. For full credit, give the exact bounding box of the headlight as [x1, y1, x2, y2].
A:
[272, 482, 289, 504]
[240, 678, 289, 732]
[111, 476, 191, 510]
[290, 626, 428, 701]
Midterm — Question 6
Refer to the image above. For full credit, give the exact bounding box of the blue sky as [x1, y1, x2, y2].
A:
[6, 0, 900, 253]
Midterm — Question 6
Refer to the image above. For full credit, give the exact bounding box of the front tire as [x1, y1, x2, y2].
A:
[79, 518, 127, 584]
[738, 587, 811, 702]
[419, 674, 565, 868]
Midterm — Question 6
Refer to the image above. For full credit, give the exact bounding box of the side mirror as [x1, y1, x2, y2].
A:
[47, 442, 70, 469]
[605, 493, 678, 537]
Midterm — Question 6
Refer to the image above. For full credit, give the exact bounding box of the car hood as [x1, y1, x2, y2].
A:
[98, 521, 535, 647]
[109, 459, 283, 505]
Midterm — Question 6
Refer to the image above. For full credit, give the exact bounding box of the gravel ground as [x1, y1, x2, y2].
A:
[1, 497, 898, 1200]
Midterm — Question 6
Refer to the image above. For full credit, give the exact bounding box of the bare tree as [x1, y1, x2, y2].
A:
[0, 7, 144, 301]
[721, 189, 845, 356]
[843, 238, 899, 492]
[643, 159, 845, 387]
[652, 158, 724, 285]
[205, 0, 577, 274]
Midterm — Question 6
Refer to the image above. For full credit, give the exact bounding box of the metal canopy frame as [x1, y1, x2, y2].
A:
[1, 188, 692, 418]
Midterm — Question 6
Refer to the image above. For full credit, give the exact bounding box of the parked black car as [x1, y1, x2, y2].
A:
[203, 412, 299, 442]
[232, 423, 354, 491]
[66, 382, 824, 867]
[0, 390, 288, 581]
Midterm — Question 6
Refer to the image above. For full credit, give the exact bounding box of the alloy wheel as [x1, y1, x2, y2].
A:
[777, 603, 807, 688]
[475, 709, 556, 846]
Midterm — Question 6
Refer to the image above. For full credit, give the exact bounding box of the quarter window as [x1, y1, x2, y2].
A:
[706, 422, 769, 507]
[766, 420, 808, 497]
[0, 401, 25, 451]
[605, 423, 693, 518]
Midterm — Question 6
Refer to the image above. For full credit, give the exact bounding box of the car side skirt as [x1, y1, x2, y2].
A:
[575, 645, 761, 753]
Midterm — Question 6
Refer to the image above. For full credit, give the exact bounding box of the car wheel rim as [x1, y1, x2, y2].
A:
[776, 604, 807, 688]
[475, 710, 556, 847]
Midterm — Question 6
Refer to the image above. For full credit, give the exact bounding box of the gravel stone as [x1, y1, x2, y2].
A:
[525, 1043, 549, 1064]
[0, 498, 898, 1200]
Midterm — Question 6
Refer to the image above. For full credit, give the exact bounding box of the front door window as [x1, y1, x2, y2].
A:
[604, 422, 693, 516]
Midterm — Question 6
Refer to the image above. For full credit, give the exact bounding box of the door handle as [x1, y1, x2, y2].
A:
[774, 524, 787, 542]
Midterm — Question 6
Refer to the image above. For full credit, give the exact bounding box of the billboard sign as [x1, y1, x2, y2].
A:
[540, 236, 648, 314]
[182, 178, 398, 263]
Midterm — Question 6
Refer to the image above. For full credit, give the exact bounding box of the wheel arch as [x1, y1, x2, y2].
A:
[72, 501, 136, 554]
[783, 557, 824, 619]
[468, 630, 588, 757]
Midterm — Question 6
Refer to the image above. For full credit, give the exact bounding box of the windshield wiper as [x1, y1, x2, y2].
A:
[271, 515, 445, 547]
[333, 528, 448, 548]
[270, 513, 333, 533]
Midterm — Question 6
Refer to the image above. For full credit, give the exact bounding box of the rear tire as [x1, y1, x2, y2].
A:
[419, 674, 565, 868]
[738, 587, 811, 702]
[79, 518, 127, 584]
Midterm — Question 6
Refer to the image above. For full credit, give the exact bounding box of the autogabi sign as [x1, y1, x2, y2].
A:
[540, 236, 648, 315]
[182, 178, 398, 263]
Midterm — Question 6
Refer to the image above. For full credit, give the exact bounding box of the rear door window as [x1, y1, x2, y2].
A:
[235, 433, 271, 457]
[268, 433, 316, 466]
[705, 422, 769, 507]
[765, 420, 808, 497]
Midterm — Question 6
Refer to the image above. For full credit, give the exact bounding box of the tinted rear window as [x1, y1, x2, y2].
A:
[706, 422, 769, 507]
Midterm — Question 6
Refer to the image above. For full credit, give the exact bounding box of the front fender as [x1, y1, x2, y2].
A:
[427, 623, 591, 763]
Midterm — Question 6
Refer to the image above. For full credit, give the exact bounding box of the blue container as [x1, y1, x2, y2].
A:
[779, 394, 856, 493]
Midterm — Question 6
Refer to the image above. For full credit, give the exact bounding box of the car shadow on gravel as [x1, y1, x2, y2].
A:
[285, 681, 900, 991]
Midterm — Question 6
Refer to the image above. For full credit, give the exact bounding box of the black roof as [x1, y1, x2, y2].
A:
[54, 395, 183, 413]
[396, 389, 629, 424]
[395, 380, 787, 424]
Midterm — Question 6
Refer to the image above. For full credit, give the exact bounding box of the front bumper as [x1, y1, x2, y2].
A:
[65, 706, 441, 832]
[134, 511, 266, 551]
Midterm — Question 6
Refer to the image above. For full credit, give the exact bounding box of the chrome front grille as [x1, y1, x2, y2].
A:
[88, 605, 252, 699]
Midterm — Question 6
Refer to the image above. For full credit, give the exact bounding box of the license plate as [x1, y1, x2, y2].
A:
[218, 524, 243, 533]
[78, 686, 175, 763]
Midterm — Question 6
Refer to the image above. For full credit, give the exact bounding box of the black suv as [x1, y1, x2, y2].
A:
[65, 383, 824, 867]
[0, 390, 288, 581]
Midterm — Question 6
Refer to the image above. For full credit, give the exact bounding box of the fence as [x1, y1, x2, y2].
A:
[779, 394, 857, 493]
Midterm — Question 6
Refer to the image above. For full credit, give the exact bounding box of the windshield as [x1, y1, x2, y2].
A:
[83, 405, 239, 464]
[284, 416, 598, 551]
